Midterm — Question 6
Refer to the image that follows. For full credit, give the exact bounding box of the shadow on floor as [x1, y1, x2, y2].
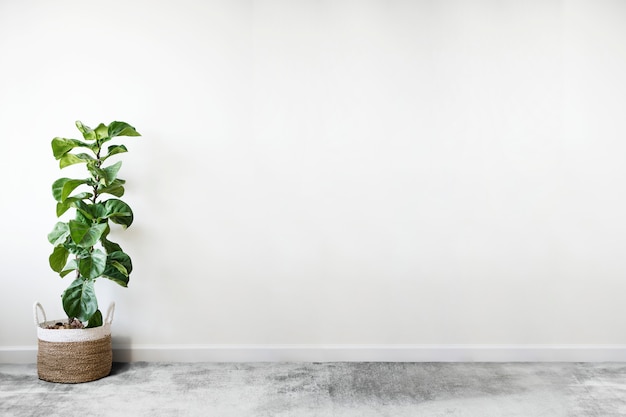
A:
[110, 362, 131, 376]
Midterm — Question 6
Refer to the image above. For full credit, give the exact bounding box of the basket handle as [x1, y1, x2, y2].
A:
[105, 302, 116, 325]
[33, 302, 47, 326]
[33, 301, 115, 325]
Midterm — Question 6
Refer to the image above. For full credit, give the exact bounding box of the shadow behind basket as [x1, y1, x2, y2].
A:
[34, 302, 115, 383]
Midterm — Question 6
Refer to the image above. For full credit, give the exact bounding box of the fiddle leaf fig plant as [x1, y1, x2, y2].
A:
[48, 121, 140, 328]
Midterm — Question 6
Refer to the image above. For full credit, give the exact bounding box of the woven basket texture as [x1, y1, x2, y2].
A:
[37, 335, 112, 383]
[37, 322, 112, 342]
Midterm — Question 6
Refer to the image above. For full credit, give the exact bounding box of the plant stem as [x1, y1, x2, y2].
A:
[92, 142, 101, 204]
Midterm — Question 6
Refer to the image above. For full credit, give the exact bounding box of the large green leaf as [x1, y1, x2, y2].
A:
[86, 309, 103, 328]
[73, 201, 108, 221]
[47, 222, 70, 245]
[52, 138, 75, 159]
[104, 199, 133, 228]
[78, 249, 107, 279]
[60, 258, 78, 277]
[64, 240, 90, 255]
[62, 277, 97, 321]
[49, 245, 69, 272]
[102, 250, 132, 287]
[51, 137, 94, 159]
[94, 123, 109, 140]
[91, 203, 108, 220]
[69, 220, 107, 248]
[59, 153, 95, 169]
[55, 192, 93, 217]
[102, 161, 122, 185]
[103, 144, 128, 161]
[109, 260, 128, 276]
[74, 208, 92, 225]
[62, 179, 89, 202]
[100, 225, 123, 254]
[75, 121, 96, 141]
[56, 201, 71, 217]
[69, 192, 92, 200]
[52, 178, 88, 202]
[101, 237, 122, 254]
[72, 200, 94, 220]
[51, 178, 69, 201]
[108, 121, 141, 138]
[99, 179, 125, 197]
[103, 260, 130, 288]
[87, 164, 107, 183]
[111, 250, 132, 275]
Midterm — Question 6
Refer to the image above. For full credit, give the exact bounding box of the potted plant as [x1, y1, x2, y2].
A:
[35, 120, 141, 383]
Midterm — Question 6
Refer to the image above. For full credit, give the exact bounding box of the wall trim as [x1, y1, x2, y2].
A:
[0, 346, 37, 364]
[3, 344, 626, 364]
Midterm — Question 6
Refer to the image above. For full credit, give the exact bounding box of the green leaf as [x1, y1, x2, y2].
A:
[69, 220, 107, 248]
[52, 138, 74, 159]
[109, 260, 128, 276]
[68, 192, 92, 200]
[51, 178, 68, 202]
[86, 309, 103, 328]
[104, 199, 133, 228]
[75, 121, 96, 141]
[56, 201, 71, 217]
[94, 123, 109, 140]
[62, 277, 97, 321]
[55, 192, 93, 217]
[108, 121, 141, 138]
[59, 153, 95, 169]
[52, 178, 88, 202]
[99, 179, 125, 197]
[51, 137, 94, 159]
[101, 232, 123, 254]
[49, 246, 69, 272]
[101, 226, 123, 253]
[74, 209, 91, 225]
[78, 249, 107, 279]
[62, 179, 88, 202]
[65, 180, 88, 202]
[87, 164, 107, 183]
[65, 240, 90, 254]
[102, 161, 122, 185]
[59, 154, 83, 168]
[103, 251, 132, 287]
[103, 144, 128, 161]
[91, 203, 108, 220]
[48, 222, 70, 245]
[73, 201, 107, 221]
[72, 201, 94, 220]
[112, 251, 132, 275]
[60, 258, 78, 277]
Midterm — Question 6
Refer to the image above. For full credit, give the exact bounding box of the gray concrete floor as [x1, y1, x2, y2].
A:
[1, 362, 625, 416]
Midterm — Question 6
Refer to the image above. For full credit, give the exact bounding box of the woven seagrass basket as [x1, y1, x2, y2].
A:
[34, 302, 115, 383]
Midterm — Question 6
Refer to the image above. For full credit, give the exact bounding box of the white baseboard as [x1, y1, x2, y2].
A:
[0, 346, 37, 364]
[2, 344, 626, 364]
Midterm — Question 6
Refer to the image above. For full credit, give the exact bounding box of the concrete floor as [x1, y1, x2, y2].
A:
[1, 362, 625, 416]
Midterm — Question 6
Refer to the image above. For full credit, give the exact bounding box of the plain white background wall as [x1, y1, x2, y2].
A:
[1, 0, 626, 355]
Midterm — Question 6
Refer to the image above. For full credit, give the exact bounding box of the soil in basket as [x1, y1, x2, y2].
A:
[45, 318, 85, 329]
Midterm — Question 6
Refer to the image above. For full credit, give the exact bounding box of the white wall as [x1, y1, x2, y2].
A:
[1, 0, 626, 361]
